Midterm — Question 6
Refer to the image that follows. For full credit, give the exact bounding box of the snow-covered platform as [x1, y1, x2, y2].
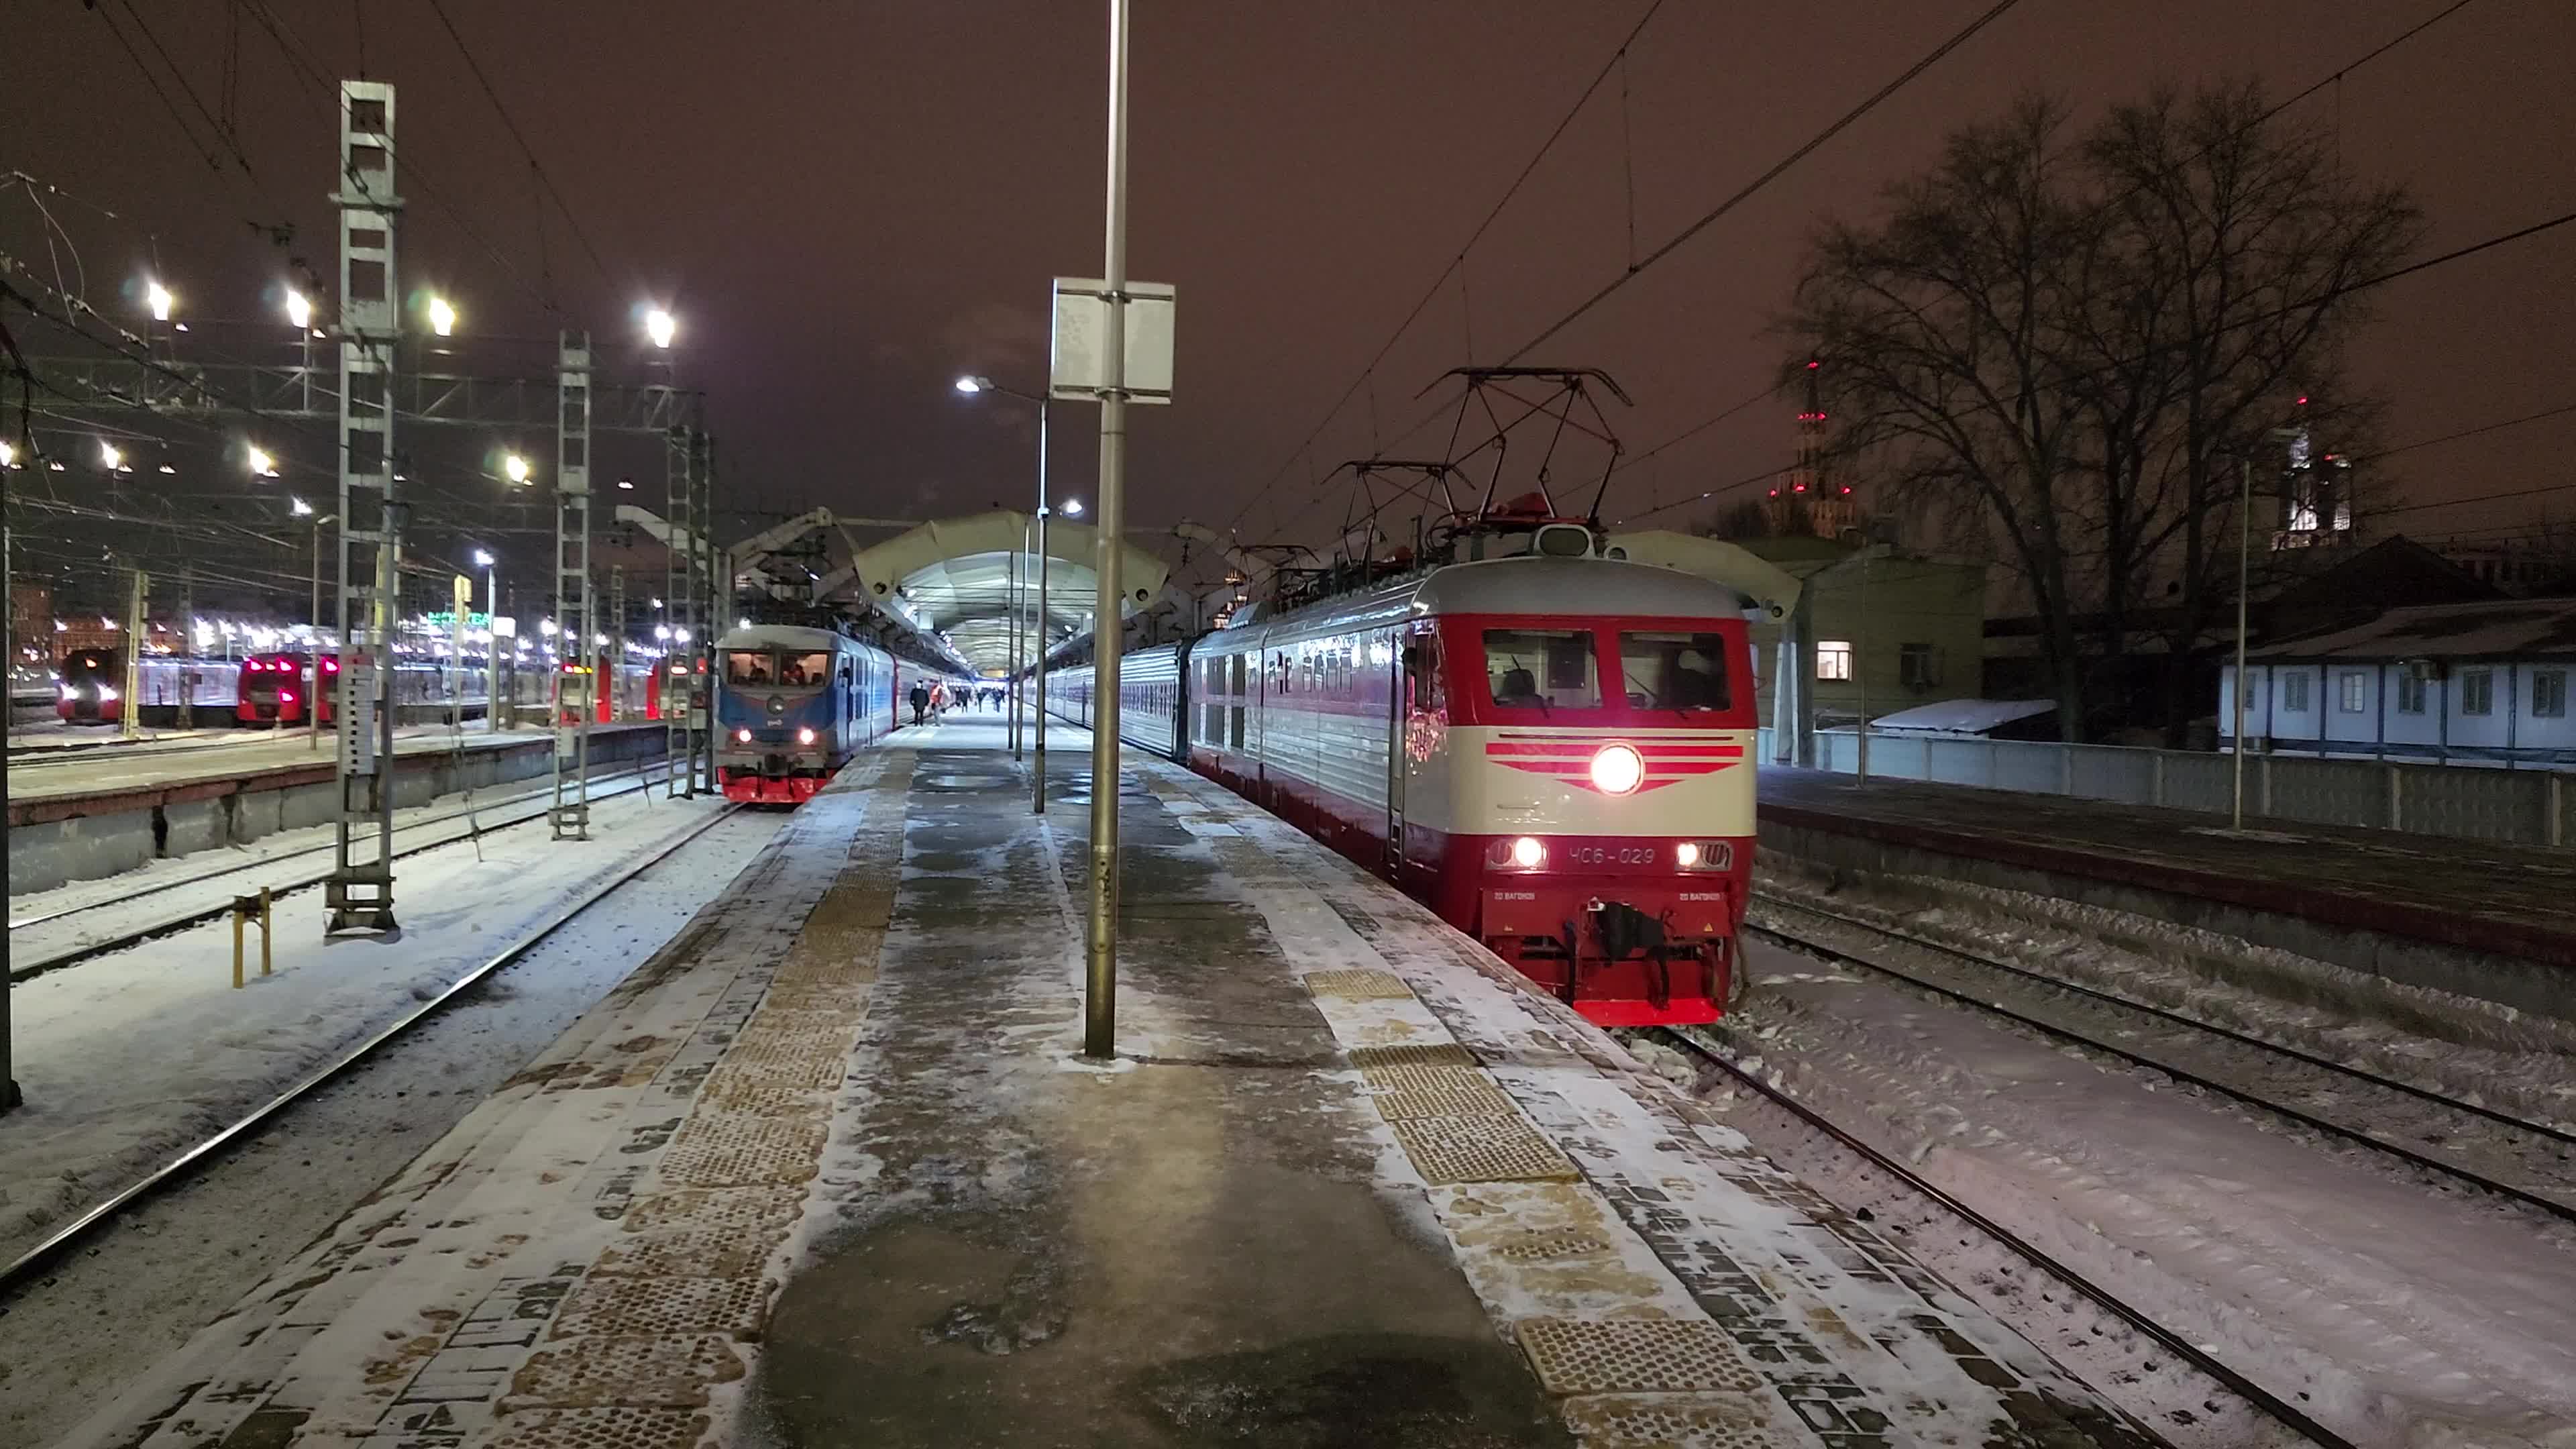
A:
[68, 722, 2155, 1448]
[1760, 766, 2576, 1017]
[7, 723, 671, 896]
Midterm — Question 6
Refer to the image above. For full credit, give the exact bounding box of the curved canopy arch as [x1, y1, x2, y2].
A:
[849, 509, 1170, 674]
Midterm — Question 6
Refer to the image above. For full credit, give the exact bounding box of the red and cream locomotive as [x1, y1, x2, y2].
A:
[1048, 519, 1760, 1028]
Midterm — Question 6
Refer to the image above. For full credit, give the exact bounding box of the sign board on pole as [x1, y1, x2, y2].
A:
[1049, 278, 1175, 404]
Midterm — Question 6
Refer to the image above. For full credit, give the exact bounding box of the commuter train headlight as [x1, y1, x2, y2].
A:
[1678, 840, 1733, 871]
[735, 728, 752, 743]
[1589, 743, 1643, 795]
[1510, 835, 1545, 869]
[797, 727, 816, 745]
[97, 684, 119, 703]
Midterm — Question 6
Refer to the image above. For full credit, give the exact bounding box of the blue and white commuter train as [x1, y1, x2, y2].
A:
[714, 624, 898, 803]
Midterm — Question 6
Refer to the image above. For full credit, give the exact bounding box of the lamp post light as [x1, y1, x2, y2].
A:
[246, 446, 278, 479]
[428, 295, 458, 338]
[293, 499, 337, 750]
[645, 307, 677, 350]
[146, 281, 174, 323]
[502, 453, 532, 486]
[474, 549, 502, 732]
[954, 373, 1056, 808]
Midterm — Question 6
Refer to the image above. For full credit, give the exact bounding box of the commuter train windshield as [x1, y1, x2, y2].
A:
[1618, 631, 1729, 712]
[725, 649, 833, 688]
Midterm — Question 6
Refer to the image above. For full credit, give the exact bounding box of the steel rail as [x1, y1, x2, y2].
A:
[1660, 1024, 2360, 1449]
[1749, 903, 2576, 1224]
[0, 803, 741, 1300]
[1760, 894, 2576, 1148]
[10, 758, 667, 933]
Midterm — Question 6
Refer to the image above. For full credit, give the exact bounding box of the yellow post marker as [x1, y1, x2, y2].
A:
[232, 891, 274, 987]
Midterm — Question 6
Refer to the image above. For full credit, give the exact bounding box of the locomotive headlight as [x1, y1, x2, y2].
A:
[735, 728, 752, 743]
[97, 684, 119, 703]
[1510, 835, 1545, 869]
[1678, 840, 1733, 871]
[1589, 743, 1644, 796]
[1676, 841, 1700, 868]
[797, 727, 816, 745]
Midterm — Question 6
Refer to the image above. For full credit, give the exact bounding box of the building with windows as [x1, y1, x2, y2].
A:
[2218, 597, 2576, 767]
[1723, 534, 1987, 727]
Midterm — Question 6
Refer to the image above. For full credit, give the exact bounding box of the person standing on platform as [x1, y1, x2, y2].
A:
[909, 682, 930, 727]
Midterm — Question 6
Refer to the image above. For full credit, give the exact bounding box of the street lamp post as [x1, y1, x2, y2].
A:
[294, 499, 336, 751]
[476, 549, 500, 732]
[955, 374, 1055, 810]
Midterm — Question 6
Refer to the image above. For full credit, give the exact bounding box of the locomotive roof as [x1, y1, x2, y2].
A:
[716, 623, 865, 651]
[1208, 554, 1756, 645]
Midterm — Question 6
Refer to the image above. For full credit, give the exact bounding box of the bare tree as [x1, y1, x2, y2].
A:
[1784, 84, 2419, 740]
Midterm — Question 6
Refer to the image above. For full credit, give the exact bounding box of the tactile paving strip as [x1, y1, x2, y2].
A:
[549, 1275, 770, 1341]
[593, 1228, 775, 1281]
[692, 1070, 827, 1117]
[1514, 1318, 1765, 1396]
[505, 1334, 746, 1409]
[1347, 1041, 1479, 1071]
[1558, 1391, 1798, 1448]
[655, 1111, 828, 1188]
[1389, 1112, 1581, 1185]
[1303, 969, 1417, 1000]
[490, 1407, 712, 1449]
[1493, 1227, 1618, 1263]
[618, 1186, 805, 1239]
[718, 1020, 857, 1072]
[1362, 1063, 1518, 1120]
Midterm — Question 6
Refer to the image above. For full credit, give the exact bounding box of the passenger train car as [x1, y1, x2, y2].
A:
[235, 651, 663, 728]
[1049, 535, 1758, 1027]
[58, 649, 237, 725]
[714, 624, 898, 804]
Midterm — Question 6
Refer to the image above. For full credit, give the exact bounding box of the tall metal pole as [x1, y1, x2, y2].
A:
[1854, 548, 1871, 784]
[120, 565, 144, 740]
[2231, 458, 2251, 830]
[1083, 0, 1131, 1061]
[325, 79, 401, 933]
[486, 561, 501, 733]
[176, 564, 195, 731]
[309, 516, 326, 751]
[1009, 518, 1023, 757]
[1033, 398, 1051, 812]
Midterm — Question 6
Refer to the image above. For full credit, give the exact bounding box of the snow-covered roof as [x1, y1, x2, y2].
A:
[2250, 598, 2576, 663]
[1868, 698, 2055, 735]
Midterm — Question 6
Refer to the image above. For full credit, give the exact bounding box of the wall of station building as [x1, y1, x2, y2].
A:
[2220, 659, 2576, 765]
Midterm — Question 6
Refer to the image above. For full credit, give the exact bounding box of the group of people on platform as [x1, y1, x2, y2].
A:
[906, 681, 1015, 727]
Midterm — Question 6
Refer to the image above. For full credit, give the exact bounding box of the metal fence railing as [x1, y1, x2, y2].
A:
[1759, 728, 2572, 849]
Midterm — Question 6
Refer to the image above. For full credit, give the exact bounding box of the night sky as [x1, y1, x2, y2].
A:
[7, 1, 2572, 587]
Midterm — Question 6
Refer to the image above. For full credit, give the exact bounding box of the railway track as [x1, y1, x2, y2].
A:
[8, 761, 688, 979]
[1748, 894, 2576, 1224]
[0, 802, 742, 1300]
[1656, 1023, 2355, 1449]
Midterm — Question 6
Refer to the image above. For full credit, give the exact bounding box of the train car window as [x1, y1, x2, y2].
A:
[1483, 629, 1599, 709]
[726, 650, 775, 686]
[777, 651, 830, 688]
[1618, 631, 1730, 711]
[1229, 655, 1246, 696]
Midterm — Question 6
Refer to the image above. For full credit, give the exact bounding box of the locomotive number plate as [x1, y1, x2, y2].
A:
[1565, 845, 1658, 866]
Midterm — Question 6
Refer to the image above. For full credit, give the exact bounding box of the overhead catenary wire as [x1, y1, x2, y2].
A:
[1224, 0, 1672, 535]
[1257, 0, 2496, 553]
[425, 0, 619, 300]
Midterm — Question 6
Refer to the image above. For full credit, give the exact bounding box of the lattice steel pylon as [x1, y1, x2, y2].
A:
[551, 332, 594, 840]
[325, 80, 403, 934]
[662, 425, 698, 796]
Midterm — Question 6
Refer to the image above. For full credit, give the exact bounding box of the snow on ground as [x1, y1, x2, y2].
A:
[1703, 931, 2576, 1449]
[1754, 862, 2576, 1132]
[0, 804, 783, 1447]
[7, 759, 670, 958]
[0, 787, 773, 1271]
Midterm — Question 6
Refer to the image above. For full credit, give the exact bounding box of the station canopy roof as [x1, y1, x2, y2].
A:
[848, 509, 1171, 676]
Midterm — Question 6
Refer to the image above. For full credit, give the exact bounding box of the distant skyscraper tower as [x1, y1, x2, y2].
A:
[1768, 359, 1860, 539]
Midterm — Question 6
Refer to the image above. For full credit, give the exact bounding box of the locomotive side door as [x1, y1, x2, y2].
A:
[1391, 623, 1438, 875]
